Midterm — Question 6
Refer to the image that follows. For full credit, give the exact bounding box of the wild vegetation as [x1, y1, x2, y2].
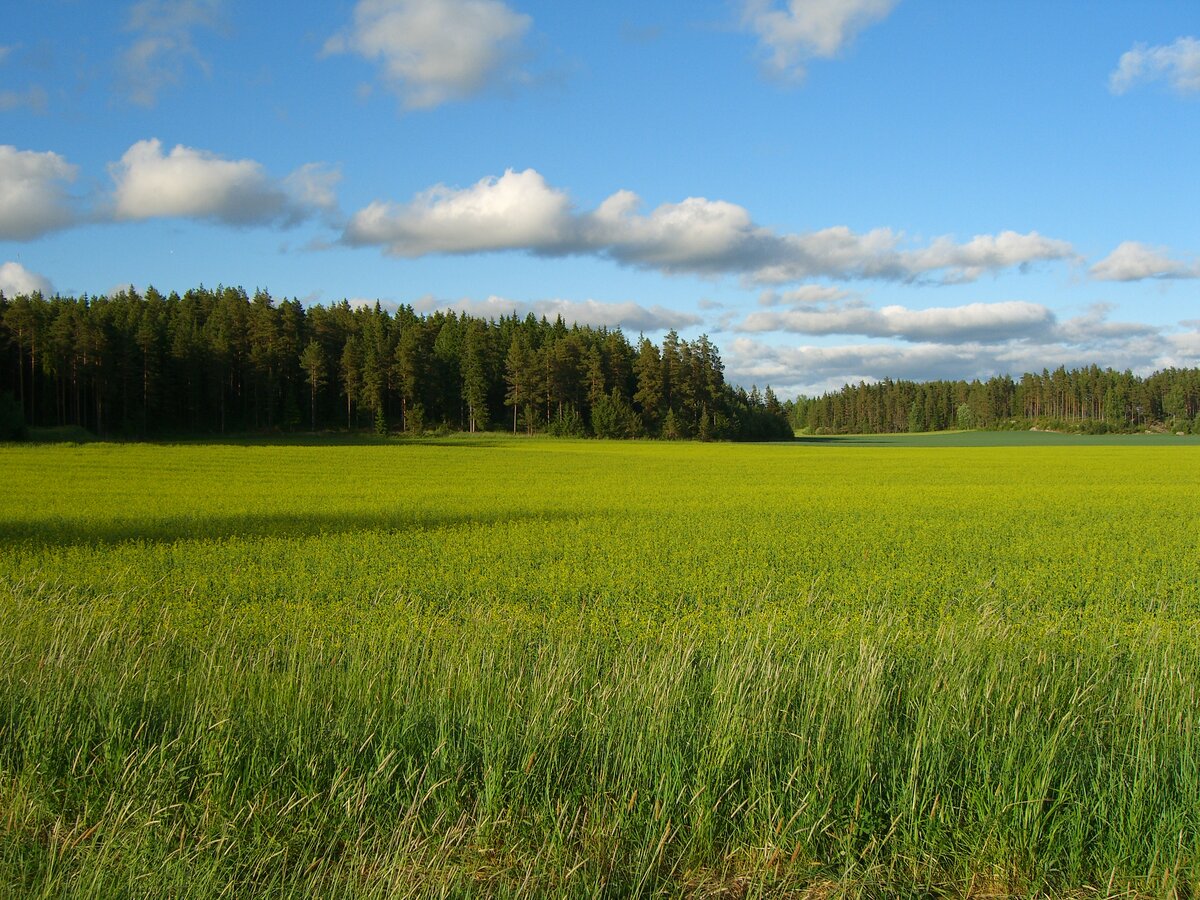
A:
[2, 437, 1197, 897]
[0, 286, 791, 441]
[794, 367, 1200, 436]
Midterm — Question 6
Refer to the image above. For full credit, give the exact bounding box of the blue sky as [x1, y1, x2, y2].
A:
[2, 0, 1198, 396]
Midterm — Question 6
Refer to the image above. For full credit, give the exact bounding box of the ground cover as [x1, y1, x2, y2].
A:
[1, 436, 1198, 897]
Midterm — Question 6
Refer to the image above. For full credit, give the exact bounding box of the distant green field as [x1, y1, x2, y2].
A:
[2, 437, 1198, 897]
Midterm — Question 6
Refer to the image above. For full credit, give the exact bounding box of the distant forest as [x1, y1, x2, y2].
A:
[794, 367, 1200, 435]
[0, 286, 792, 441]
[4, 286, 1199, 442]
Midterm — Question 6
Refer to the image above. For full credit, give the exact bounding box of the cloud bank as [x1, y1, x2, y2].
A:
[736, 299, 1054, 343]
[325, 0, 533, 110]
[724, 304, 1192, 398]
[344, 168, 1076, 285]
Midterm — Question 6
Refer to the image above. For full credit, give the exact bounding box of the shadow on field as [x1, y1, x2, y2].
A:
[155, 434, 506, 448]
[0, 507, 595, 550]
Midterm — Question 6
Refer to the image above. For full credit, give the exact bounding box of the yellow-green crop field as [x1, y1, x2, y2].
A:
[2, 436, 1198, 897]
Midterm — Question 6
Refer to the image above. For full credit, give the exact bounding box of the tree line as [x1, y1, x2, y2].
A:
[794, 366, 1200, 435]
[0, 286, 792, 441]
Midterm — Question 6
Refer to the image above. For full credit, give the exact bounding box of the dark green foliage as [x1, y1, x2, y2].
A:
[661, 407, 684, 440]
[545, 403, 587, 437]
[590, 388, 641, 439]
[0, 287, 790, 441]
[956, 402, 976, 430]
[0, 391, 26, 441]
[795, 365, 1200, 435]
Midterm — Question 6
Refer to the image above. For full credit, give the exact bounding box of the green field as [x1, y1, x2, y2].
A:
[2, 436, 1199, 897]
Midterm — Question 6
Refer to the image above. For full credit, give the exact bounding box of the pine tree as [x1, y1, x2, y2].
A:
[462, 321, 489, 433]
[633, 337, 663, 434]
[504, 337, 532, 434]
[300, 339, 326, 430]
[340, 336, 362, 431]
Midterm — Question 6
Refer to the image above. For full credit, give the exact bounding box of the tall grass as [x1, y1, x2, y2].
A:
[2, 438, 1198, 896]
[2, 587, 1196, 897]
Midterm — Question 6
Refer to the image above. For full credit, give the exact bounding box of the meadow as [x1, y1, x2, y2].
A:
[1, 434, 1198, 897]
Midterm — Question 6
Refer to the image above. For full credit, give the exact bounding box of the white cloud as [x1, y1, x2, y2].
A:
[1163, 329, 1200, 367]
[344, 168, 573, 254]
[0, 261, 54, 297]
[741, 0, 898, 80]
[324, 0, 532, 110]
[583, 191, 766, 272]
[723, 304, 1179, 397]
[283, 163, 343, 214]
[751, 226, 900, 282]
[109, 139, 335, 226]
[758, 285, 854, 306]
[119, 0, 225, 106]
[725, 323, 1173, 399]
[905, 232, 1079, 283]
[343, 168, 1076, 284]
[0, 145, 79, 240]
[409, 294, 702, 332]
[1089, 241, 1199, 281]
[1052, 303, 1160, 343]
[737, 299, 1055, 343]
[1109, 36, 1200, 95]
[754, 229, 1078, 284]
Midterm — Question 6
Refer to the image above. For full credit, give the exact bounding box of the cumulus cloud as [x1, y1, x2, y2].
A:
[741, 0, 898, 80]
[737, 299, 1055, 343]
[583, 191, 761, 272]
[324, 0, 533, 110]
[0, 145, 79, 240]
[345, 168, 571, 254]
[344, 168, 1076, 284]
[119, 0, 226, 106]
[904, 232, 1081, 283]
[0, 261, 54, 297]
[409, 294, 701, 332]
[1109, 36, 1200, 95]
[1089, 241, 1199, 281]
[109, 139, 337, 226]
